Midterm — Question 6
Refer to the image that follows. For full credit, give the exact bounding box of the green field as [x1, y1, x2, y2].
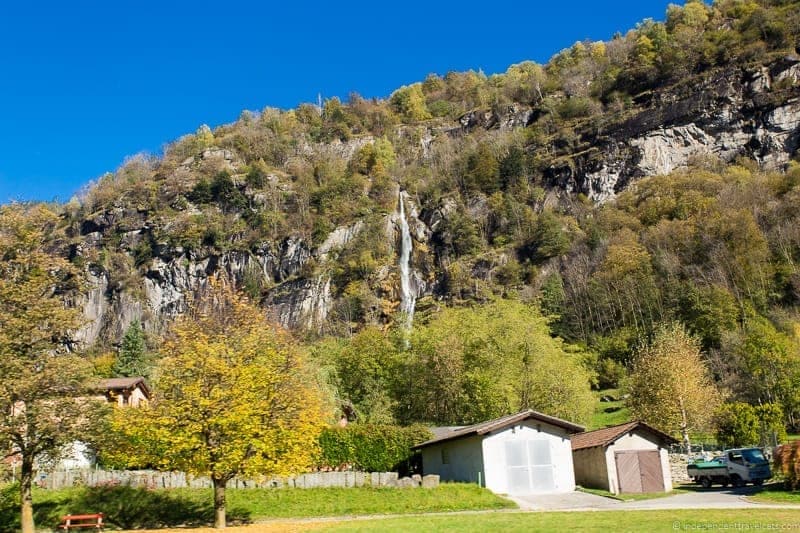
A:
[318, 509, 800, 532]
[590, 389, 631, 430]
[4, 481, 800, 531]
[0, 483, 513, 531]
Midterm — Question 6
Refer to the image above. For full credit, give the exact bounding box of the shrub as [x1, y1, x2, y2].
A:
[186, 172, 247, 212]
[0, 483, 20, 533]
[556, 96, 601, 119]
[596, 358, 626, 390]
[316, 424, 432, 473]
[774, 441, 800, 490]
[715, 402, 759, 449]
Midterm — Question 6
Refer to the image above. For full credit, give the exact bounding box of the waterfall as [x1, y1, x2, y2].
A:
[398, 193, 416, 329]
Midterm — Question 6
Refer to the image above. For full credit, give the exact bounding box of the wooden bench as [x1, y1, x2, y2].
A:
[58, 513, 104, 530]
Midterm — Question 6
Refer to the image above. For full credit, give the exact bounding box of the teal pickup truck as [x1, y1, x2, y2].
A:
[687, 448, 772, 488]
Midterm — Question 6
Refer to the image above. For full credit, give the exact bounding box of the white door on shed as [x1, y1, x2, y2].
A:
[505, 439, 556, 494]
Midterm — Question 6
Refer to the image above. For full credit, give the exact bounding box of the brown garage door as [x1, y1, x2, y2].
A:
[615, 450, 664, 493]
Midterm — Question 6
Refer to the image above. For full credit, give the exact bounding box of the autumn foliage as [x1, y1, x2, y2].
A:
[104, 281, 329, 528]
[0, 204, 100, 533]
[774, 441, 800, 490]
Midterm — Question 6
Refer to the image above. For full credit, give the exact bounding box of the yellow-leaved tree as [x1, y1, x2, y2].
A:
[105, 281, 328, 529]
[626, 322, 722, 451]
[0, 204, 99, 533]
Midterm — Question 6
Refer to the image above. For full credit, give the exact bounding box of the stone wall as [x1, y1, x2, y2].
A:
[669, 453, 692, 484]
[39, 469, 439, 491]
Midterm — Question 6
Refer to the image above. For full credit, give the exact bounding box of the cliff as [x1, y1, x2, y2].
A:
[65, 55, 800, 347]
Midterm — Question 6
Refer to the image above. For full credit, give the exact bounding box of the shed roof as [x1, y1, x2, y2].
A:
[571, 421, 677, 451]
[96, 377, 151, 397]
[414, 409, 585, 449]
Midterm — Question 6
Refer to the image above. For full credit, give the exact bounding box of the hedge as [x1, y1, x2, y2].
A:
[316, 424, 432, 473]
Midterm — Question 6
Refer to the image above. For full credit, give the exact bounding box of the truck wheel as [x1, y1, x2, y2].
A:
[754, 479, 764, 486]
[730, 475, 742, 488]
[700, 477, 712, 488]
[720, 481, 729, 488]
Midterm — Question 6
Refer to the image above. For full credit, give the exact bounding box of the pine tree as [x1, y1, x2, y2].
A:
[113, 320, 149, 378]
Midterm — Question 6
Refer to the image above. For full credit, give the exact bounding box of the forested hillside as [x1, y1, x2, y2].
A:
[3, 0, 800, 436]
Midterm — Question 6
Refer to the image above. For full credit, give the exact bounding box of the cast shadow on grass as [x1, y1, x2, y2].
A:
[71, 485, 251, 529]
[1, 484, 250, 532]
[0, 484, 61, 533]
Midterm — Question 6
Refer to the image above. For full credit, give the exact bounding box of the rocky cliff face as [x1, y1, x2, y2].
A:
[545, 57, 800, 202]
[70, 194, 438, 343]
[68, 57, 800, 347]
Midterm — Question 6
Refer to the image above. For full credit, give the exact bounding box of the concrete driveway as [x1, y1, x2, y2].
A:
[510, 484, 800, 511]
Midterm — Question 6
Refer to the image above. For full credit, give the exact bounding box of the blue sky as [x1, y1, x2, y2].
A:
[0, 0, 673, 203]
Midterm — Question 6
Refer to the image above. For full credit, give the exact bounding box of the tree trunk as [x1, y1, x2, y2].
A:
[212, 476, 227, 529]
[20, 456, 35, 533]
[679, 399, 691, 454]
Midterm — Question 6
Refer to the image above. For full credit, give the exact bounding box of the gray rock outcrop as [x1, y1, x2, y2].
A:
[545, 57, 800, 202]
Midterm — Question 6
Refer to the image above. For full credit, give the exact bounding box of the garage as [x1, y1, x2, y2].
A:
[571, 421, 677, 494]
[615, 449, 665, 493]
[505, 438, 557, 493]
[414, 409, 585, 495]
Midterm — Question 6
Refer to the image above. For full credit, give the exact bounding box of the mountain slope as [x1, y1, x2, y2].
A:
[8, 1, 797, 366]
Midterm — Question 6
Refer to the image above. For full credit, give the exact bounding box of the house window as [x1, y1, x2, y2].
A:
[441, 447, 450, 464]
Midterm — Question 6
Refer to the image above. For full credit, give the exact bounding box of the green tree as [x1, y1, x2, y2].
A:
[398, 300, 594, 425]
[590, 228, 660, 334]
[112, 320, 150, 378]
[756, 402, 787, 447]
[390, 84, 431, 122]
[349, 138, 396, 179]
[677, 285, 739, 350]
[499, 145, 527, 190]
[522, 210, 573, 262]
[734, 316, 800, 431]
[465, 143, 500, 194]
[715, 402, 759, 449]
[0, 205, 101, 533]
[312, 327, 400, 424]
[105, 282, 327, 529]
[626, 322, 722, 450]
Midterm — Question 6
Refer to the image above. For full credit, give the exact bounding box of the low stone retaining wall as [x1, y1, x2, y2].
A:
[669, 453, 692, 484]
[40, 469, 439, 491]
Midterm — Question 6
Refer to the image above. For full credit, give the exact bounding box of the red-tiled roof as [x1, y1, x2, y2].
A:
[571, 421, 677, 451]
[414, 409, 585, 449]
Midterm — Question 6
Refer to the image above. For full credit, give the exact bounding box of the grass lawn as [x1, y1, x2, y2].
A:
[0, 483, 513, 531]
[747, 485, 800, 505]
[589, 389, 630, 430]
[789, 434, 800, 442]
[221, 484, 514, 518]
[318, 509, 800, 532]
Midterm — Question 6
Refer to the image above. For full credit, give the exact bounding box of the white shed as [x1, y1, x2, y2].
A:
[414, 410, 585, 495]
[571, 421, 677, 494]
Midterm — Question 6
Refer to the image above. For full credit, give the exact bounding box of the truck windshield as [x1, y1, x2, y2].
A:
[741, 449, 766, 463]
